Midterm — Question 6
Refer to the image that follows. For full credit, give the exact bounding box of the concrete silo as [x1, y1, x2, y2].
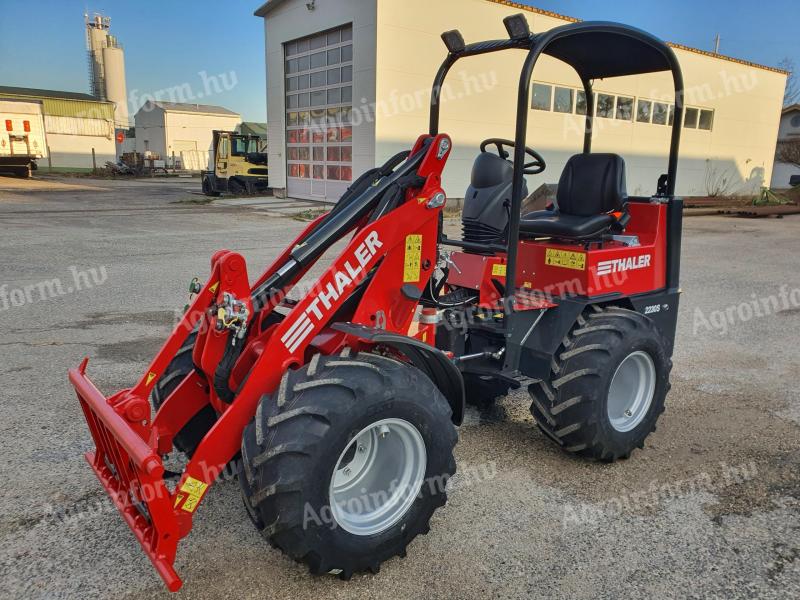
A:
[85, 13, 129, 128]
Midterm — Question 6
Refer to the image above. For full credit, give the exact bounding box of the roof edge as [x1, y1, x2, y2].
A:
[254, 0, 288, 17]
[484, 0, 788, 75]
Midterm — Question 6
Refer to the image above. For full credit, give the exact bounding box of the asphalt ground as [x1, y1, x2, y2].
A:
[0, 175, 798, 599]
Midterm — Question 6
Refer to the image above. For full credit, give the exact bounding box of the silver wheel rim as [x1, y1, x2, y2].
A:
[329, 418, 426, 536]
[607, 351, 656, 433]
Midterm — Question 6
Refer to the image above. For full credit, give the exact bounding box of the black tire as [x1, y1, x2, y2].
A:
[202, 177, 220, 197]
[151, 331, 217, 456]
[529, 306, 672, 461]
[239, 351, 458, 579]
[228, 177, 246, 196]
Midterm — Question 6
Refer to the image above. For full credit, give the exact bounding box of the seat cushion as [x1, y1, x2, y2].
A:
[519, 210, 616, 239]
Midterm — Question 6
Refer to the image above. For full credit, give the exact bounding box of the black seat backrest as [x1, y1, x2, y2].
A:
[556, 153, 627, 217]
[461, 152, 528, 245]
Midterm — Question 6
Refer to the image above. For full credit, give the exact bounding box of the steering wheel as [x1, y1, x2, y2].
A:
[480, 138, 546, 175]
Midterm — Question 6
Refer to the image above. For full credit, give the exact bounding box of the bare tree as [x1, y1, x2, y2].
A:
[704, 159, 738, 197]
[779, 58, 799, 106]
[776, 140, 800, 168]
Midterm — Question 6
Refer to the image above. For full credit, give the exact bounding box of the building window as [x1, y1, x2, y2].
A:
[575, 90, 587, 115]
[698, 109, 714, 130]
[553, 87, 573, 113]
[636, 99, 652, 123]
[684, 107, 699, 128]
[532, 83, 552, 111]
[652, 102, 668, 125]
[596, 93, 614, 118]
[616, 96, 633, 121]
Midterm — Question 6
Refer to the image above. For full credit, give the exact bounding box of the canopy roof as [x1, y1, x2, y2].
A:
[534, 21, 678, 80]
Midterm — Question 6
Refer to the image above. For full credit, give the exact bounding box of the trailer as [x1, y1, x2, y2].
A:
[0, 99, 47, 177]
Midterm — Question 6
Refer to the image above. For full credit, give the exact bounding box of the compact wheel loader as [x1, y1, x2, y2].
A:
[70, 15, 685, 591]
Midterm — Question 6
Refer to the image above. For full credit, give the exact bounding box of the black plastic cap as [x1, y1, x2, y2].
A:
[503, 13, 531, 40]
[441, 29, 466, 54]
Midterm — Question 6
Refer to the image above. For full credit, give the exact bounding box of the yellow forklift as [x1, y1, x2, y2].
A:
[201, 130, 269, 196]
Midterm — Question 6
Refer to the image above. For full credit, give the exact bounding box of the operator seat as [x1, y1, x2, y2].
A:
[461, 152, 528, 245]
[520, 153, 628, 240]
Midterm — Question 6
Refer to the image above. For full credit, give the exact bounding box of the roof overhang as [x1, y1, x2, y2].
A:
[254, 0, 289, 17]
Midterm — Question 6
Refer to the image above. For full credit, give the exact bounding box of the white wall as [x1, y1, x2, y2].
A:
[261, 0, 377, 193]
[164, 111, 241, 160]
[373, 0, 787, 198]
[43, 131, 116, 170]
[771, 109, 800, 188]
[134, 105, 167, 157]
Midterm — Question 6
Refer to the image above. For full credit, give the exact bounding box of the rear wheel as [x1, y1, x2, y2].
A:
[239, 351, 458, 579]
[151, 331, 217, 456]
[529, 306, 671, 461]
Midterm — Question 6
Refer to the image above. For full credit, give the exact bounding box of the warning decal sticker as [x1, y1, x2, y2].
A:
[403, 235, 422, 283]
[545, 248, 586, 271]
[177, 477, 209, 513]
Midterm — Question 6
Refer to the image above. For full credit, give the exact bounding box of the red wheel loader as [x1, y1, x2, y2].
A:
[69, 15, 685, 591]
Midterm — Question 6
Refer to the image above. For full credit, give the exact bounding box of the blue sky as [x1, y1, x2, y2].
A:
[0, 0, 797, 122]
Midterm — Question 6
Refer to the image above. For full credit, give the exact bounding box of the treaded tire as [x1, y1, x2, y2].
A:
[529, 305, 672, 461]
[228, 177, 246, 196]
[151, 331, 217, 456]
[202, 177, 220, 197]
[239, 351, 458, 579]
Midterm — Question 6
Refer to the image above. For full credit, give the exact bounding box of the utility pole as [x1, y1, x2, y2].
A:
[713, 34, 721, 54]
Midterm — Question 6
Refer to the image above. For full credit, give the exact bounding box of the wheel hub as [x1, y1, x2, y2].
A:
[607, 350, 657, 433]
[329, 418, 426, 536]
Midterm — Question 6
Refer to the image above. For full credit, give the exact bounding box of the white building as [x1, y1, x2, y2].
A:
[770, 104, 800, 189]
[255, 0, 787, 202]
[134, 101, 241, 171]
[0, 86, 116, 171]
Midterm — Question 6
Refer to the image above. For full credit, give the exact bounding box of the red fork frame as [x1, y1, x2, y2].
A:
[69, 134, 452, 591]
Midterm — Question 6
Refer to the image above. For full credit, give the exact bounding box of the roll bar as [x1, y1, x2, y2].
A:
[430, 16, 685, 305]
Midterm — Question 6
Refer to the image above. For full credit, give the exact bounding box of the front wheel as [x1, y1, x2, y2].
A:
[239, 351, 458, 579]
[529, 306, 672, 461]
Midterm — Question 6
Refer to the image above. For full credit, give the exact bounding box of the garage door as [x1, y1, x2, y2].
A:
[285, 24, 353, 202]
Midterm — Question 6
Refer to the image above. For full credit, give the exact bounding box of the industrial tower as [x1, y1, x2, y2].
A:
[85, 12, 129, 128]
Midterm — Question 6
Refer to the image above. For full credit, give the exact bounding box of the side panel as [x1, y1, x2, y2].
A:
[516, 202, 667, 298]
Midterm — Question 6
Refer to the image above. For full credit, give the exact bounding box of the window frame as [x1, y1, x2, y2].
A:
[596, 93, 615, 119]
[531, 83, 553, 111]
[553, 86, 574, 114]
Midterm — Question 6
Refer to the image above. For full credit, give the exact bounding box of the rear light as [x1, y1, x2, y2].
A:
[23, 120, 30, 132]
[5, 120, 12, 132]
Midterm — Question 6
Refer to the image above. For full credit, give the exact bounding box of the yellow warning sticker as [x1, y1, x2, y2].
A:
[403, 234, 423, 283]
[545, 248, 586, 271]
[145, 371, 157, 386]
[178, 477, 208, 513]
[208, 281, 219, 294]
[491, 263, 507, 277]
